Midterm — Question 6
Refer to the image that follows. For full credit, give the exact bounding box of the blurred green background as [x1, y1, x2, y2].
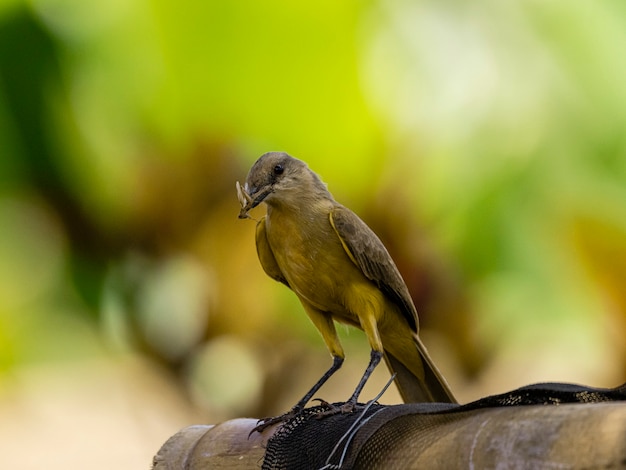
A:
[1, 0, 625, 467]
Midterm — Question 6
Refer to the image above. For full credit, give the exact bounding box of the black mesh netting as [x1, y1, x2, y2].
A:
[261, 382, 626, 469]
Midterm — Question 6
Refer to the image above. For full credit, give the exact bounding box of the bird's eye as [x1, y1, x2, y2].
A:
[273, 164, 284, 175]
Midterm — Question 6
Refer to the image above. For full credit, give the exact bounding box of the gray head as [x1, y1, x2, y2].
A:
[238, 152, 329, 217]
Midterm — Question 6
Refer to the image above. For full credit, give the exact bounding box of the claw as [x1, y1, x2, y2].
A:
[314, 401, 363, 419]
[249, 409, 299, 437]
[312, 398, 333, 409]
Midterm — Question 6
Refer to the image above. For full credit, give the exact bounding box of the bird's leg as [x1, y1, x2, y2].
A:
[348, 349, 383, 404]
[316, 349, 383, 417]
[250, 355, 344, 434]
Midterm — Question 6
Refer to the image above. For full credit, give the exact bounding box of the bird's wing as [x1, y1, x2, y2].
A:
[329, 206, 418, 332]
[255, 216, 290, 287]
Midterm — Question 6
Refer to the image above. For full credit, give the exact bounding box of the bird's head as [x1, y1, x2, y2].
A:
[237, 152, 328, 218]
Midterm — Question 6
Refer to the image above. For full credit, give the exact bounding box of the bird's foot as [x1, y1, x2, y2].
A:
[249, 408, 302, 436]
[312, 399, 364, 419]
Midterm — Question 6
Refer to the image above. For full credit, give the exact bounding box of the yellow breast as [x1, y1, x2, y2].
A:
[265, 206, 366, 323]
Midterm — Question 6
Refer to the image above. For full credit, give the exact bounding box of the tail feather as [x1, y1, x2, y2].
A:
[383, 334, 456, 404]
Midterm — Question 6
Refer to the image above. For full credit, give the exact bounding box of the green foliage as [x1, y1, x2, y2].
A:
[0, 0, 624, 396]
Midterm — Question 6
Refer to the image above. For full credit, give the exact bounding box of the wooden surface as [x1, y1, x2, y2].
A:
[152, 419, 277, 469]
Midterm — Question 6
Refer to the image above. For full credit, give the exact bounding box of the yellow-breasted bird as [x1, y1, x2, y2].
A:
[237, 152, 456, 428]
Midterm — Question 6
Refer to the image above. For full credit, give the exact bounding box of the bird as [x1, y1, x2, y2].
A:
[237, 152, 456, 429]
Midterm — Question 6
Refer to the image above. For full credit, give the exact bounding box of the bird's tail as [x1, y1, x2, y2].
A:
[383, 333, 457, 404]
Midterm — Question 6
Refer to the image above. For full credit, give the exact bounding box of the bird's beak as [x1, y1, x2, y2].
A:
[236, 181, 271, 219]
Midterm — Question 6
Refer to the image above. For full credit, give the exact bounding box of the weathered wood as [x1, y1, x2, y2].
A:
[152, 419, 277, 469]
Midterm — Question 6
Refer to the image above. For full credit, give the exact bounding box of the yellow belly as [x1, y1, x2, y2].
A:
[265, 208, 366, 325]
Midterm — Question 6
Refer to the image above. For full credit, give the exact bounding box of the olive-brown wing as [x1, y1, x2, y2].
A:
[329, 205, 418, 332]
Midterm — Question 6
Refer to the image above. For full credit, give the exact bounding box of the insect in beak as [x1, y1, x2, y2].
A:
[236, 181, 253, 219]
